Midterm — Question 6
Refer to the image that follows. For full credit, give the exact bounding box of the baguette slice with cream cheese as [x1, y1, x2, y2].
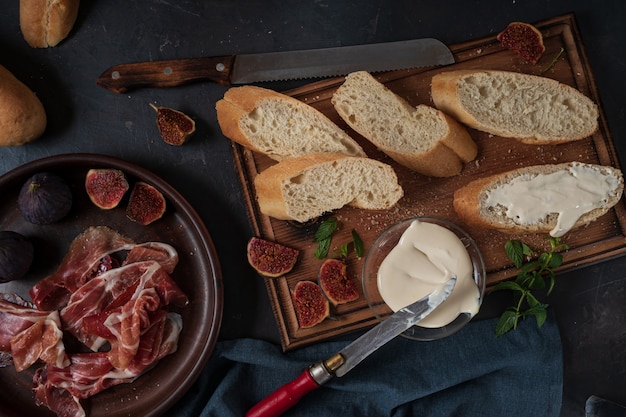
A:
[332, 71, 477, 177]
[431, 70, 599, 144]
[453, 162, 623, 237]
[216, 85, 366, 160]
[254, 153, 403, 223]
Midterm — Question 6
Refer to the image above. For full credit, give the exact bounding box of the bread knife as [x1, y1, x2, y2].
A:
[245, 276, 457, 417]
[96, 38, 454, 93]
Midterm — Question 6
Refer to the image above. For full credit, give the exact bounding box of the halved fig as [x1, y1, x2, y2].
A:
[318, 259, 359, 305]
[497, 22, 546, 64]
[149, 103, 196, 146]
[126, 182, 166, 225]
[292, 281, 330, 329]
[247, 237, 299, 277]
[85, 169, 129, 209]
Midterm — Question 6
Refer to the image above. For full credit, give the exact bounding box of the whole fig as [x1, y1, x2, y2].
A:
[0, 231, 34, 282]
[18, 172, 72, 224]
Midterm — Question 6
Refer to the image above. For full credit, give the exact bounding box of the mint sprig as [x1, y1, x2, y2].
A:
[313, 217, 364, 260]
[493, 237, 568, 336]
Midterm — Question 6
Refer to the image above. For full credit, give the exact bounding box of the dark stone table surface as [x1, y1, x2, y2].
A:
[1, 1, 625, 416]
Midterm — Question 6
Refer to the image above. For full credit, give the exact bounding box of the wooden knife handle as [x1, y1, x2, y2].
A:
[245, 369, 320, 417]
[96, 55, 235, 93]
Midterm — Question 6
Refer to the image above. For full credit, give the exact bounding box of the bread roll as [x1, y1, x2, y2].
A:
[431, 70, 598, 144]
[332, 71, 477, 177]
[0, 65, 47, 147]
[216, 85, 366, 161]
[20, 0, 80, 48]
[254, 153, 403, 222]
[453, 162, 623, 237]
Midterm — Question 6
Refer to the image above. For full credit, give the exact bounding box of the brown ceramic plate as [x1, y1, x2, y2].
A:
[0, 154, 222, 417]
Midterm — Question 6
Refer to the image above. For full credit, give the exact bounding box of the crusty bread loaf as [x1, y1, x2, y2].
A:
[453, 162, 623, 237]
[0, 65, 47, 147]
[20, 0, 80, 48]
[254, 153, 403, 222]
[216, 86, 366, 161]
[332, 71, 477, 177]
[431, 70, 598, 144]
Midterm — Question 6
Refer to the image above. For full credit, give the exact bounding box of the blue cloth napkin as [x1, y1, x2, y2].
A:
[164, 311, 562, 417]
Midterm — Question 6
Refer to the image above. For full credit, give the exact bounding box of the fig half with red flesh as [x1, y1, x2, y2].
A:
[318, 258, 359, 305]
[149, 103, 196, 146]
[126, 182, 166, 225]
[247, 237, 299, 278]
[85, 169, 129, 209]
[497, 22, 546, 64]
[292, 281, 330, 329]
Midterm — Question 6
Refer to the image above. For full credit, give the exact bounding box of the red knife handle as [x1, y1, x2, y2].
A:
[96, 55, 235, 93]
[245, 369, 320, 417]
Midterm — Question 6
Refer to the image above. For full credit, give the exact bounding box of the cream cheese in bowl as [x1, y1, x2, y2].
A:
[362, 217, 485, 340]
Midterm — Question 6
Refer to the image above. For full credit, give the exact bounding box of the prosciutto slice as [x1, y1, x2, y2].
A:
[61, 260, 187, 369]
[0, 227, 188, 417]
[30, 226, 136, 311]
[0, 297, 69, 372]
[33, 312, 182, 417]
[122, 242, 179, 273]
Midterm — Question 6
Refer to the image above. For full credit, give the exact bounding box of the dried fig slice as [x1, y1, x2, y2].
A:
[85, 169, 129, 209]
[247, 237, 299, 277]
[149, 103, 196, 146]
[126, 182, 166, 225]
[292, 281, 330, 329]
[318, 259, 359, 305]
[497, 22, 546, 64]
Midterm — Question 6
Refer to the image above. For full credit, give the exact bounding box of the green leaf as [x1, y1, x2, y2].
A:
[534, 308, 548, 328]
[494, 237, 567, 336]
[352, 229, 364, 258]
[546, 273, 556, 296]
[492, 280, 524, 293]
[314, 238, 331, 259]
[505, 240, 525, 268]
[495, 310, 519, 336]
[526, 292, 540, 308]
[520, 260, 541, 274]
[549, 252, 563, 269]
[314, 218, 337, 242]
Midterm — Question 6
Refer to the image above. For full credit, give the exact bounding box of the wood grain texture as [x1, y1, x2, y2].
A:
[231, 13, 626, 351]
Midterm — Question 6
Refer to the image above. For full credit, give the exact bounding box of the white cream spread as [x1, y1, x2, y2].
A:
[484, 163, 621, 237]
[376, 220, 480, 328]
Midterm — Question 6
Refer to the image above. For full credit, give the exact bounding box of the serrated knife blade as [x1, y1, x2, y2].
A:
[96, 38, 454, 93]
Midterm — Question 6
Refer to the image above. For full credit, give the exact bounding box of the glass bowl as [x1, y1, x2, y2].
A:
[362, 216, 486, 340]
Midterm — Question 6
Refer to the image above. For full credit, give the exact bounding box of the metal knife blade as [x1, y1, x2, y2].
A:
[244, 276, 457, 417]
[96, 38, 454, 93]
[334, 275, 456, 377]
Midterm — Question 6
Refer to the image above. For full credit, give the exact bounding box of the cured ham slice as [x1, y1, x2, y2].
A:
[0, 226, 188, 417]
[61, 260, 187, 369]
[0, 297, 69, 372]
[30, 226, 136, 311]
[122, 242, 179, 273]
[33, 312, 182, 417]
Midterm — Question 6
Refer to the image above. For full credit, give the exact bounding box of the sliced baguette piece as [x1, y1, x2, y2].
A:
[216, 85, 366, 160]
[331, 71, 477, 177]
[431, 70, 599, 144]
[254, 153, 403, 222]
[453, 162, 623, 237]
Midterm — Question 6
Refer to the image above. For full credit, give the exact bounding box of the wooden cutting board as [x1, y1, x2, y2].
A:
[231, 13, 626, 351]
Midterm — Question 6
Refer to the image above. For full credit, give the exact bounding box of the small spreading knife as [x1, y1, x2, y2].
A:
[96, 38, 454, 93]
[245, 276, 457, 417]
